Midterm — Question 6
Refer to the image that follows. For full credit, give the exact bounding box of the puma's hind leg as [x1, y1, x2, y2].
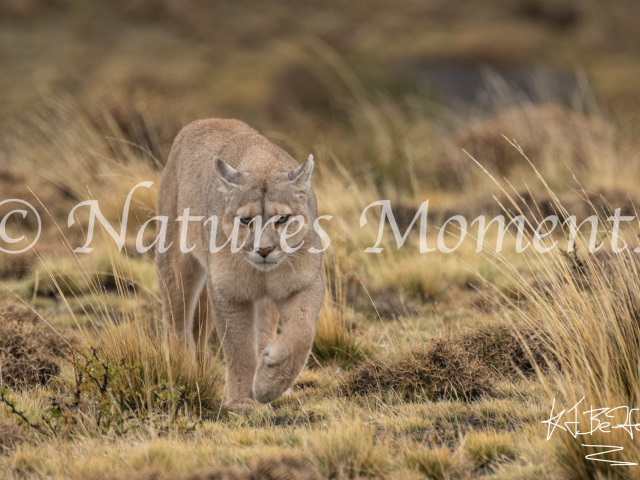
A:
[157, 251, 207, 359]
[193, 285, 215, 361]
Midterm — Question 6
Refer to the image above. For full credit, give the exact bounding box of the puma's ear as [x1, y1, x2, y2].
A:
[214, 157, 242, 189]
[288, 154, 314, 186]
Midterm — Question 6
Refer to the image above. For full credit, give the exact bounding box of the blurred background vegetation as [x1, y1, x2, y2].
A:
[2, 0, 640, 125]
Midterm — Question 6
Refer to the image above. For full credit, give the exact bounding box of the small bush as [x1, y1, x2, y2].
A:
[0, 303, 69, 388]
[459, 324, 558, 378]
[0, 312, 224, 437]
[344, 339, 493, 401]
[1, 339, 223, 437]
[82, 317, 226, 419]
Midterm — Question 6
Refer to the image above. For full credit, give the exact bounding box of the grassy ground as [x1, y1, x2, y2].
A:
[2, 1, 640, 479]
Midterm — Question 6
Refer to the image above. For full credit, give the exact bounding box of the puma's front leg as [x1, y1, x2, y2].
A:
[253, 282, 323, 403]
[213, 299, 258, 412]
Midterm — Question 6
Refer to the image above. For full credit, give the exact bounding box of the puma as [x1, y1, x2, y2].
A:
[156, 118, 324, 412]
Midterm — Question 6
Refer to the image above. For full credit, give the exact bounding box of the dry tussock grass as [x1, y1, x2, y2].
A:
[131, 451, 320, 480]
[512, 247, 640, 478]
[481, 153, 640, 477]
[447, 104, 617, 177]
[463, 430, 517, 470]
[0, 417, 28, 454]
[83, 316, 226, 414]
[404, 443, 465, 479]
[251, 452, 321, 480]
[80, 91, 181, 170]
[5, 97, 159, 227]
[311, 261, 371, 368]
[308, 421, 389, 479]
[0, 303, 70, 389]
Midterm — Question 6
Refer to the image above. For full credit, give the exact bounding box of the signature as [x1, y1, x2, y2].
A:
[543, 397, 639, 466]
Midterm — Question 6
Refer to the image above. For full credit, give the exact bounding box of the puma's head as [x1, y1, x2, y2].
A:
[213, 154, 315, 271]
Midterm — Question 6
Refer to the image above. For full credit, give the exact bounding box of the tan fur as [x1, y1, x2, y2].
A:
[156, 119, 324, 410]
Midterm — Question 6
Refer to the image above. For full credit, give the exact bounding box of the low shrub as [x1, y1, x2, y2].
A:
[459, 324, 558, 378]
[0, 303, 70, 388]
[344, 339, 493, 401]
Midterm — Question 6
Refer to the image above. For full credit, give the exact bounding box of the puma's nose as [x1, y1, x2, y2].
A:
[258, 246, 274, 258]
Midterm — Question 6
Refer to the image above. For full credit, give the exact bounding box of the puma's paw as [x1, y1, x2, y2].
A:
[253, 346, 292, 404]
[259, 345, 288, 367]
[222, 398, 260, 414]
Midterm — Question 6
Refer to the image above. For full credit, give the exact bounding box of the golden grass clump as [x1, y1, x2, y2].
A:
[0, 303, 69, 389]
[404, 443, 464, 479]
[308, 421, 389, 479]
[344, 338, 493, 402]
[510, 245, 640, 478]
[311, 261, 371, 368]
[80, 91, 181, 170]
[463, 430, 516, 470]
[486, 152, 640, 477]
[86, 317, 225, 414]
[7, 96, 159, 228]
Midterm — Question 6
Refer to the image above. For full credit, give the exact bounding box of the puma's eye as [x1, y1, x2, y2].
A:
[240, 216, 252, 225]
[276, 215, 290, 224]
